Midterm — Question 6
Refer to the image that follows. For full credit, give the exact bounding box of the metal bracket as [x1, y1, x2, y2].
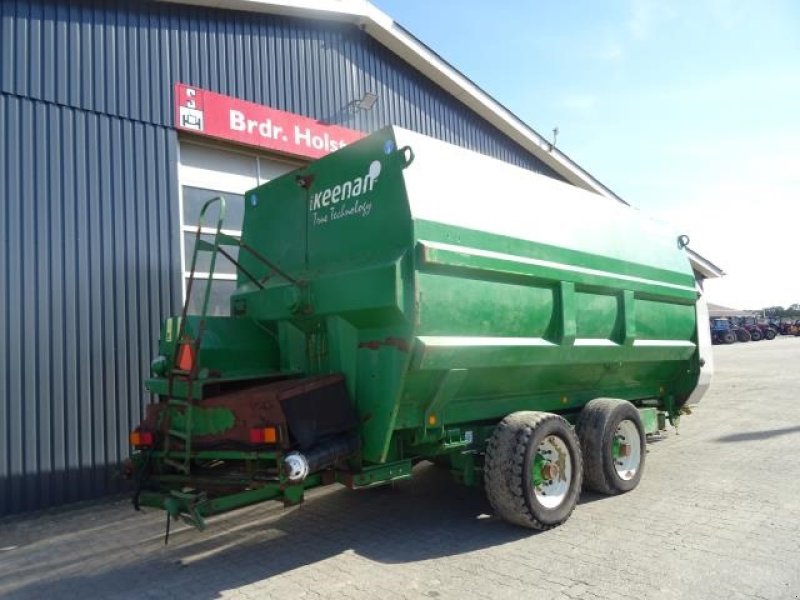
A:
[397, 145, 415, 168]
[558, 281, 576, 346]
[621, 289, 636, 346]
[424, 368, 468, 432]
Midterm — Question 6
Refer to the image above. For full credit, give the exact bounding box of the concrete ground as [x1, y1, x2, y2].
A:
[2, 337, 799, 600]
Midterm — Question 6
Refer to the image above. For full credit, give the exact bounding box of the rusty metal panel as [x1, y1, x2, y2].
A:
[140, 373, 353, 450]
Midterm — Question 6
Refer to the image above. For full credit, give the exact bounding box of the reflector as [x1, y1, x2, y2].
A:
[177, 343, 195, 371]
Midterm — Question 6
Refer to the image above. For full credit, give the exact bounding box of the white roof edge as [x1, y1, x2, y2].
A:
[161, 0, 625, 203]
[686, 248, 725, 279]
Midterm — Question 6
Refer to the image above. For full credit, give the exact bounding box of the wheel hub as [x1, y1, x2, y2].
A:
[541, 463, 559, 480]
[532, 435, 572, 509]
[612, 420, 641, 481]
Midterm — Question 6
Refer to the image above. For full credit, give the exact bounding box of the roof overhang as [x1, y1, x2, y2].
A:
[161, 0, 626, 202]
[687, 248, 725, 279]
[708, 306, 758, 318]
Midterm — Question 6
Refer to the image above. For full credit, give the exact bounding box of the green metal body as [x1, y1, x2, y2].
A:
[132, 126, 702, 521]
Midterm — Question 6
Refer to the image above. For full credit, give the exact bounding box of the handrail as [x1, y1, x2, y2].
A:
[186, 196, 228, 328]
[170, 196, 227, 380]
[161, 196, 227, 477]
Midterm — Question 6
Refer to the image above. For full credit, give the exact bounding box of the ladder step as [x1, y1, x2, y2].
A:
[195, 239, 217, 252]
[168, 429, 189, 440]
[163, 458, 190, 473]
[170, 369, 192, 376]
[168, 398, 190, 406]
[216, 233, 241, 247]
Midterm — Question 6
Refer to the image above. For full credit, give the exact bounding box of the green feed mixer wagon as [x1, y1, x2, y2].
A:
[127, 126, 713, 533]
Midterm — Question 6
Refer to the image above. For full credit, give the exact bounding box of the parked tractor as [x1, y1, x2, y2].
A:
[779, 319, 800, 336]
[733, 317, 763, 341]
[750, 317, 777, 340]
[732, 316, 777, 341]
[710, 318, 737, 344]
[125, 127, 711, 537]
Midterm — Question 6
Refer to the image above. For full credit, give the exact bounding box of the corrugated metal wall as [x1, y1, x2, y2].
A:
[0, 0, 560, 175]
[0, 93, 181, 514]
[0, 0, 562, 515]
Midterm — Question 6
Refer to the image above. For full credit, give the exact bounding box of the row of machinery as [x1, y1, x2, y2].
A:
[709, 316, 799, 344]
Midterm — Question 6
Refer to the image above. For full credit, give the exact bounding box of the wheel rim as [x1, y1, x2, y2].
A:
[531, 434, 572, 509]
[612, 420, 641, 480]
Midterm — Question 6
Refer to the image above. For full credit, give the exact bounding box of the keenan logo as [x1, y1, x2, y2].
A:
[309, 160, 381, 226]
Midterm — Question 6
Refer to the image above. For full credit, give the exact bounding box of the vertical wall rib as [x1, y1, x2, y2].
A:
[0, 0, 561, 176]
[0, 93, 181, 513]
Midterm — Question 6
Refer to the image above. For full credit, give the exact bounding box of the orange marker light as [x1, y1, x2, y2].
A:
[249, 427, 278, 444]
[428, 415, 437, 426]
[263, 427, 277, 444]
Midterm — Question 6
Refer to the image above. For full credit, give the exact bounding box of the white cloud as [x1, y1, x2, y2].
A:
[706, 0, 752, 29]
[628, 0, 677, 40]
[597, 41, 624, 62]
[627, 0, 748, 40]
[562, 93, 598, 111]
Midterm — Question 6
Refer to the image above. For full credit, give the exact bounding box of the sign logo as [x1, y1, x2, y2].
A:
[178, 87, 205, 131]
[309, 161, 382, 226]
[174, 83, 365, 159]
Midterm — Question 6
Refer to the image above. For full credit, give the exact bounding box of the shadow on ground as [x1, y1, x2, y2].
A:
[4, 463, 611, 599]
[715, 425, 800, 443]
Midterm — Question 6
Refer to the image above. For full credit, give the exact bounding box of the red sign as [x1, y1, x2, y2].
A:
[174, 83, 365, 159]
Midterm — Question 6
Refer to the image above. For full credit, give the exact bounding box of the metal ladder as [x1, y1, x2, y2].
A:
[158, 195, 305, 474]
[161, 196, 228, 474]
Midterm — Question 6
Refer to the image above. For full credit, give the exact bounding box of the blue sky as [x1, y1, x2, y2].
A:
[373, 0, 800, 309]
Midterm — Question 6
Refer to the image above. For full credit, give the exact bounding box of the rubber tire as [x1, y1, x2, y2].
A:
[484, 411, 583, 530]
[723, 332, 736, 344]
[576, 398, 646, 495]
[765, 329, 776, 341]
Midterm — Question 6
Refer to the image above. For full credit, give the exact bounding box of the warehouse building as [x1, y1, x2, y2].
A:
[0, 0, 722, 515]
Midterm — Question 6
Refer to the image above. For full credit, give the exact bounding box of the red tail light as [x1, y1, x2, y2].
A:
[130, 431, 154, 448]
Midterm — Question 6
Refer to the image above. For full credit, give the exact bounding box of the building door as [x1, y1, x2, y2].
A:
[178, 139, 302, 315]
